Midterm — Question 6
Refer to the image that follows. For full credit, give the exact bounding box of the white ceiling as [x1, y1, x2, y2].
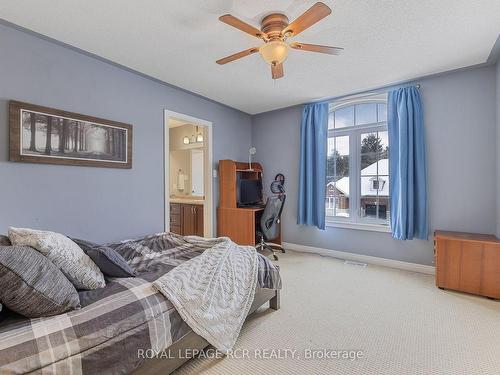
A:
[1, 0, 499, 114]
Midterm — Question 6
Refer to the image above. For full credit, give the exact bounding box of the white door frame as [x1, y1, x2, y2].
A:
[164, 110, 214, 237]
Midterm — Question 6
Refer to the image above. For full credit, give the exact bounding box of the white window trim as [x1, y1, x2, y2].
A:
[326, 220, 391, 233]
[327, 95, 389, 230]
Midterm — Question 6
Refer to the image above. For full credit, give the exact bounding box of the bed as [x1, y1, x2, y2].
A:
[0, 232, 281, 374]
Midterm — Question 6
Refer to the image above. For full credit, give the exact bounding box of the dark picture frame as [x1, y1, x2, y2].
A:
[9, 100, 132, 168]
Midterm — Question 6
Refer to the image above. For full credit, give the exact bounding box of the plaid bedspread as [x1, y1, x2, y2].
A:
[0, 232, 281, 374]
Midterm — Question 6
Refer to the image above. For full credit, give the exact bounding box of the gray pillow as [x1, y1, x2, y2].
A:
[73, 239, 135, 278]
[0, 235, 11, 246]
[0, 245, 80, 317]
[8, 227, 105, 290]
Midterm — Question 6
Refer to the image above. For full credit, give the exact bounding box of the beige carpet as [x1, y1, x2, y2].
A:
[174, 250, 500, 375]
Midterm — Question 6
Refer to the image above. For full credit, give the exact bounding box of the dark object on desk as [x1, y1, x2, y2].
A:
[256, 175, 286, 261]
[238, 179, 263, 207]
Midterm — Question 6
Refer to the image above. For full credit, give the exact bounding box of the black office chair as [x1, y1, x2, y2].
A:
[256, 174, 286, 261]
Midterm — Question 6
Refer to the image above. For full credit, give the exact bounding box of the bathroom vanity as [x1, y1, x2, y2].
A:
[170, 200, 204, 237]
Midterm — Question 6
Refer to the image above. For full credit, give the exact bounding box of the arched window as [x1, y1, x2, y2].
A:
[326, 94, 390, 229]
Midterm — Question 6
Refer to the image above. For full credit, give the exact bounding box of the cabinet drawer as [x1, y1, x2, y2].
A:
[170, 213, 181, 226]
[170, 203, 181, 215]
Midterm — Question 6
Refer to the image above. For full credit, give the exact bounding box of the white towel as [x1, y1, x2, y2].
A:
[177, 173, 185, 191]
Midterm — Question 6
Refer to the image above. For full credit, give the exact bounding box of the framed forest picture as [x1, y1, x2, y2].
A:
[9, 101, 132, 168]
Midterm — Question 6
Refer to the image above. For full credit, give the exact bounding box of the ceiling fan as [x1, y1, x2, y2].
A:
[216, 2, 343, 79]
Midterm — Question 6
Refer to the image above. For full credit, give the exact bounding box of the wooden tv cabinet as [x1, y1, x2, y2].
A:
[434, 230, 500, 299]
[217, 159, 281, 246]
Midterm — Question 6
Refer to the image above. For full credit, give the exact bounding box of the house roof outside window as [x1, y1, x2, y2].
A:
[328, 159, 389, 197]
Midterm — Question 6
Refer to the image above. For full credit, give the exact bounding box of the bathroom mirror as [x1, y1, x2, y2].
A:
[191, 149, 204, 196]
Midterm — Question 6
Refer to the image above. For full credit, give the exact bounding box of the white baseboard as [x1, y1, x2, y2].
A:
[282, 242, 435, 275]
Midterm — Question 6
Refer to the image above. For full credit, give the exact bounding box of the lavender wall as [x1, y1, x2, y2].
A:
[252, 65, 497, 266]
[0, 23, 252, 243]
[1, 21, 498, 264]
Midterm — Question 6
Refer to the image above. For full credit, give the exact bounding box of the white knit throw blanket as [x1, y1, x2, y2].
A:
[152, 236, 259, 353]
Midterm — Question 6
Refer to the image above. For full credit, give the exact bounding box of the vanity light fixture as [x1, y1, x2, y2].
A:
[182, 126, 204, 145]
[196, 126, 204, 143]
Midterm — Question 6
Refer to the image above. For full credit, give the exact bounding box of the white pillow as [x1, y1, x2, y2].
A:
[8, 227, 105, 290]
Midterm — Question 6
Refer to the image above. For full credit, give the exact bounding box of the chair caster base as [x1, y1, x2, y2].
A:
[256, 237, 283, 262]
[267, 242, 286, 254]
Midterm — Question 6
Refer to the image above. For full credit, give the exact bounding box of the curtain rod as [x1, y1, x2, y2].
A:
[312, 84, 421, 105]
[357, 83, 420, 97]
[330, 84, 421, 103]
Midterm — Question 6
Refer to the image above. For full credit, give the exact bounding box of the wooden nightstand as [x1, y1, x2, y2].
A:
[434, 230, 500, 299]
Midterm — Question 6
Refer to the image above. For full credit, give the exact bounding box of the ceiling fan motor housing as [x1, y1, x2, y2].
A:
[261, 13, 289, 40]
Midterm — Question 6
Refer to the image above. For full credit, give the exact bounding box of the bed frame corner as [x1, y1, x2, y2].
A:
[269, 289, 280, 310]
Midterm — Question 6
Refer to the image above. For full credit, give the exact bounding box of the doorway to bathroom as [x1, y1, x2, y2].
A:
[164, 110, 213, 237]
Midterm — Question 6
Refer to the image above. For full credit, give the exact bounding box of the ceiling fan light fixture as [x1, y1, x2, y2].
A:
[259, 40, 290, 65]
[217, 3, 338, 79]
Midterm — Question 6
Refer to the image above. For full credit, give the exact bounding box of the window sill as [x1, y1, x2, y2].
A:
[325, 220, 391, 233]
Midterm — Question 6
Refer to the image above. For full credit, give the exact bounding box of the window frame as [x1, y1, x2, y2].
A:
[326, 96, 391, 232]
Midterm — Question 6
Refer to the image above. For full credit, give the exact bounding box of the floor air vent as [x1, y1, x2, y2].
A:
[343, 260, 367, 267]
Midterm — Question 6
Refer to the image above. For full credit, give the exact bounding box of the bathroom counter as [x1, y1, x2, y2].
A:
[169, 198, 205, 205]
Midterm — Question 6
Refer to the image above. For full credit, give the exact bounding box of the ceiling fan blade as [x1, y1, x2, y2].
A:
[219, 14, 266, 39]
[216, 47, 259, 65]
[290, 42, 343, 55]
[282, 2, 332, 38]
[271, 63, 284, 79]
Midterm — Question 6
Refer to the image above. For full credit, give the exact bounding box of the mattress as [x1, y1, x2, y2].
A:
[0, 232, 281, 374]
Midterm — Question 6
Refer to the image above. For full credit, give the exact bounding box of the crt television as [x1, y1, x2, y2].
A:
[238, 179, 263, 206]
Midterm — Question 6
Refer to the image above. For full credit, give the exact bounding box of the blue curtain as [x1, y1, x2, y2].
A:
[388, 86, 428, 240]
[298, 102, 328, 230]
